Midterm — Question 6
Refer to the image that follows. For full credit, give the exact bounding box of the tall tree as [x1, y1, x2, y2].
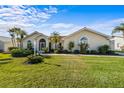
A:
[8, 27, 27, 48]
[49, 31, 61, 49]
[8, 28, 16, 47]
[112, 23, 124, 37]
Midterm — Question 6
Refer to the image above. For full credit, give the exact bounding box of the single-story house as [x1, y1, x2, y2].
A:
[22, 27, 124, 52]
[0, 27, 124, 52]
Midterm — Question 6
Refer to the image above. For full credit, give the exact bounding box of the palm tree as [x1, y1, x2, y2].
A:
[8, 27, 27, 48]
[49, 31, 61, 49]
[112, 23, 124, 37]
[14, 28, 27, 48]
[8, 28, 16, 47]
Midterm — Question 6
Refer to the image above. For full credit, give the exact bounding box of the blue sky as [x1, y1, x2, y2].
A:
[0, 5, 124, 36]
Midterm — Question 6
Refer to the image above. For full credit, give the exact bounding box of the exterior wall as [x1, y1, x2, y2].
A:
[4, 42, 13, 51]
[23, 33, 49, 51]
[0, 41, 4, 51]
[63, 30, 110, 51]
[110, 37, 124, 50]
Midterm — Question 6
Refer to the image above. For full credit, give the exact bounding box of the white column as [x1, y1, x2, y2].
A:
[34, 39, 36, 56]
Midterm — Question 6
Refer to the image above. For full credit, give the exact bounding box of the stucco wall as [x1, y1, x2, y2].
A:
[23, 33, 49, 51]
[0, 41, 4, 51]
[110, 37, 124, 50]
[63, 30, 110, 50]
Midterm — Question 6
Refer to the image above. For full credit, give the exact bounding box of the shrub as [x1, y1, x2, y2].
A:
[27, 55, 44, 64]
[11, 49, 32, 57]
[106, 50, 115, 55]
[54, 49, 59, 53]
[73, 50, 80, 54]
[98, 45, 110, 54]
[42, 47, 49, 53]
[8, 47, 18, 51]
[90, 50, 98, 54]
[79, 43, 89, 54]
[63, 50, 69, 54]
[68, 41, 75, 52]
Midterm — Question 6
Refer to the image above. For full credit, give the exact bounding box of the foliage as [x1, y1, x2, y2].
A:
[49, 31, 61, 49]
[90, 50, 98, 54]
[98, 45, 110, 54]
[26, 55, 44, 64]
[54, 49, 59, 53]
[62, 50, 69, 54]
[112, 23, 124, 36]
[11, 49, 32, 57]
[8, 47, 18, 51]
[79, 43, 89, 54]
[68, 41, 74, 52]
[42, 47, 49, 53]
[8, 27, 27, 48]
[73, 50, 80, 54]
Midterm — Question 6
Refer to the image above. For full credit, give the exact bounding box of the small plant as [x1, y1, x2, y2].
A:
[98, 45, 110, 54]
[42, 47, 48, 53]
[90, 50, 98, 54]
[73, 50, 80, 54]
[54, 49, 59, 53]
[79, 43, 89, 54]
[68, 41, 75, 53]
[27, 55, 44, 64]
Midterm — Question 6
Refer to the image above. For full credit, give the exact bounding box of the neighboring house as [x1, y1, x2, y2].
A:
[22, 27, 124, 52]
[0, 36, 12, 52]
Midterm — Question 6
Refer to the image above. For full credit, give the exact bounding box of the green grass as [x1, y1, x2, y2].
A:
[0, 53, 11, 60]
[0, 54, 124, 88]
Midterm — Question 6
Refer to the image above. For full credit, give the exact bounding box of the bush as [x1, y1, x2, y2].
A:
[27, 55, 44, 64]
[98, 45, 110, 54]
[42, 47, 49, 53]
[90, 50, 98, 54]
[73, 50, 80, 54]
[106, 50, 115, 55]
[63, 50, 69, 54]
[54, 49, 59, 53]
[79, 43, 89, 54]
[8, 47, 18, 51]
[11, 49, 32, 57]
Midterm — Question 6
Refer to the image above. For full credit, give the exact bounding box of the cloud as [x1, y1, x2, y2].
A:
[0, 5, 58, 36]
[87, 18, 124, 35]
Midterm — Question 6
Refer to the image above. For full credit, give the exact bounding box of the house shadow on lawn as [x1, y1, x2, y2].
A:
[44, 62, 61, 67]
[0, 61, 10, 65]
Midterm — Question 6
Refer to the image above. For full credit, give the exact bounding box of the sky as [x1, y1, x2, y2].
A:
[0, 5, 124, 37]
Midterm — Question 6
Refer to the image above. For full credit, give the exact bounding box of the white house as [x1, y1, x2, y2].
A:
[0, 27, 124, 52]
[22, 27, 124, 52]
[0, 36, 13, 52]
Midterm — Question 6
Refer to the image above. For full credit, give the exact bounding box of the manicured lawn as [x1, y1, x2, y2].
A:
[0, 53, 11, 60]
[0, 54, 124, 88]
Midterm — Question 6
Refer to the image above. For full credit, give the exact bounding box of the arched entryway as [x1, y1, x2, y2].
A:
[39, 39, 46, 50]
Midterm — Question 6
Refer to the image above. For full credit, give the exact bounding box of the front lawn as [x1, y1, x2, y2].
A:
[0, 55, 124, 88]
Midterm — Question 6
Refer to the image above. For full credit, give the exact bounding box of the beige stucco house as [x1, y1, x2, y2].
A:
[22, 27, 124, 52]
[0, 27, 124, 52]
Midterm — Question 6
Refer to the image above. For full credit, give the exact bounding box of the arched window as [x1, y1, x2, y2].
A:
[80, 37, 88, 44]
[27, 40, 33, 50]
[39, 39, 46, 50]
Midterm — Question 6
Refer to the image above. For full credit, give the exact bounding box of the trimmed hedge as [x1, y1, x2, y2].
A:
[11, 49, 32, 57]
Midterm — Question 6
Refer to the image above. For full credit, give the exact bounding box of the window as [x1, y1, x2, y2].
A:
[39, 39, 46, 50]
[27, 40, 33, 50]
[80, 37, 88, 44]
